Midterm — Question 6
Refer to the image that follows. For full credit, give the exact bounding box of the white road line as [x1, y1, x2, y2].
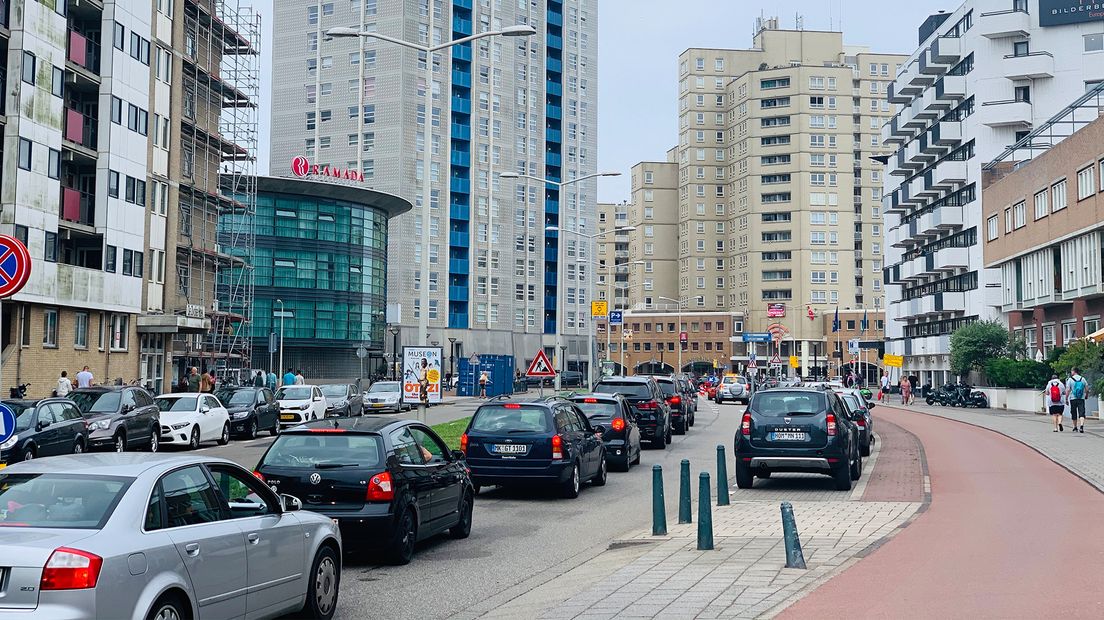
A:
[848, 431, 880, 500]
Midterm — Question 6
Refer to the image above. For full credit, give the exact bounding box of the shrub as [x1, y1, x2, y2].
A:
[984, 358, 1051, 389]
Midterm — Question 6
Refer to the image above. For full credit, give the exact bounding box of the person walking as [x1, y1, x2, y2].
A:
[55, 371, 72, 397]
[207, 369, 218, 393]
[900, 376, 911, 406]
[267, 370, 278, 391]
[76, 366, 94, 388]
[187, 367, 201, 393]
[199, 368, 214, 393]
[879, 371, 890, 403]
[1044, 374, 1066, 432]
[282, 368, 296, 387]
[478, 370, 489, 399]
[294, 369, 305, 385]
[253, 371, 265, 387]
[1066, 368, 1088, 434]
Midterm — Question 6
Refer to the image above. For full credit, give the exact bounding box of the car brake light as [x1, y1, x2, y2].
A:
[551, 434, 563, 460]
[611, 418, 626, 432]
[668, 395, 681, 405]
[252, 470, 265, 482]
[741, 412, 751, 436]
[638, 400, 658, 410]
[504, 403, 521, 409]
[366, 472, 394, 501]
[309, 429, 346, 433]
[826, 414, 837, 436]
[583, 398, 598, 403]
[40, 548, 103, 591]
[460, 433, 469, 455]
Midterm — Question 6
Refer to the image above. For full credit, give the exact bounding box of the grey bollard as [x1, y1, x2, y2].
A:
[780, 501, 807, 569]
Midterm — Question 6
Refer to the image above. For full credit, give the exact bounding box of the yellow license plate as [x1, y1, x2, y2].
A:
[280, 414, 297, 421]
[0, 463, 6, 470]
[372, 403, 386, 408]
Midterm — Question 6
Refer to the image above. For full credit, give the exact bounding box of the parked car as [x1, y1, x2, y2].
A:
[363, 381, 409, 413]
[462, 398, 607, 498]
[734, 388, 862, 491]
[651, 376, 694, 434]
[0, 454, 342, 619]
[715, 375, 750, 405]
[320, 384, 363, 417]
[592, 377, 671, 448]
[255, 417, 472, 565]
[0, 399, 89, 466]
[216, 386, 280, 439]
[567, 393, 642, 471]
[276, 385, 328, 428]
[674, 375, 699, 416]
[524, 370, 583, 388]
[68, 387, 161, 453]
[837, 390, 875, 457]
[154, 393, 232, 450]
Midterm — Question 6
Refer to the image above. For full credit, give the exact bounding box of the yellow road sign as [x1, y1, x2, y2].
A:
[789, 356, 799, 369]
[591, 301, 608, 317]
[883, 354, 904, 368]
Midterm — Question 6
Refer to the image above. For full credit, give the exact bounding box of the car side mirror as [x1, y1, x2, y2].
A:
[281, 494, 303, 512]
[867, 403, 876, 410]
[200, 406, 211, 413]
[37, 420, 51, 431]
[121, 405, 134, 414]
[594, 424, 606, 436]
[451, 449, 465, 461]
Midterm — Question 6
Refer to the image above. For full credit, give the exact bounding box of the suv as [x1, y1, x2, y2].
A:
[715, 375, 750, 405]
[215, 386, 280, 438]
[69, 387, 161, 453]
[733, 388, 862, 491]
[567, 393, 642, 471]
[592, 377, 671, 448]
[674, 375, 699, 417]
[651, 376, 694, 434]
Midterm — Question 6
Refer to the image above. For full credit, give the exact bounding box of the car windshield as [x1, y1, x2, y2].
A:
[320, 385, 348, 398]
[276, 387, 312, 400]
[217, 390, 256, 406]
[571, 400, 620, 421]
[368, 382, 401, 394]
[470, 406, 552, 433]
[752, 392, 827, 417]
[261, 433, 384, 468]
[655, 381, 677, 396]
[593, 382, 651, 398]
[70, 391, 121, 415]
[9, 403, 33, 432]
[155, 397, 198, 412]
[0, 474, 132, 529]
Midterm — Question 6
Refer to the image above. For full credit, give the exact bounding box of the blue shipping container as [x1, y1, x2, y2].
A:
[457, 355, 515, 398]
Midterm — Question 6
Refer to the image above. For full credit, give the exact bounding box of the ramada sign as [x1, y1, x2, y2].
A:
[291, 156, 365, 183]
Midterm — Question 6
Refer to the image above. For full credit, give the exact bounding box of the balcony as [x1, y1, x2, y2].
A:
[887, 81, 912, 104]
[918, 206, 964, 236]
[63, 108, 98, 152]
[978, 8, 1030, 39]
[450, 150, 470, 167]
[449, 230, 470, 248]
[917, 173, 940, 198]
[931, 36, 962, 64]
[899, 255, 925, 281]
[547, 34, 562, 49]
[933, 246, 969, 271]
[450, 96, 471, 115]
[449, 177, 470, 194]
[450, 123, 470, 141]
[1003, 52, 1055, 80]
[67, 31, 101, 81]
[981, 99, 1032, 128]
[932, 121, 962, 147]
[903, 101, 926, 129]
[60, 187, 95, 227]
[448, 285, 469, 302]
[932, 159, 968, 188]
[934, 75, 967, 102]
[546, 79, 562, 97]
[452, 16, 472, 36]
[916, 90, 942, 118]
[902, 141, 926, 170]
[918, 48, 945, 76]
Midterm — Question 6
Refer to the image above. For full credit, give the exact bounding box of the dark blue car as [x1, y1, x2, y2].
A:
[462, 398, 607, 498]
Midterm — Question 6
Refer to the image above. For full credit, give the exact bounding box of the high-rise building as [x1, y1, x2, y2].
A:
[269, 0, 599, 374]
[596, 201, 629, 310]
[628, 157, 679, 309]
[882, 2, 1104, 386]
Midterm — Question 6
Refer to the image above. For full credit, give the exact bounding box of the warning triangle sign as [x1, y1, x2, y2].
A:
[526, 350, 557, 378]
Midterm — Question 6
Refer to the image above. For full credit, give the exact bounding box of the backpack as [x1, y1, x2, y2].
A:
[1050, 382, 1061, 403]
[1072, 377, 1087, 399]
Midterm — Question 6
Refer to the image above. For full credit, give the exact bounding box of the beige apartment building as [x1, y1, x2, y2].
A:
[628, 156, 681, 309]
[596, 202, 630, 312]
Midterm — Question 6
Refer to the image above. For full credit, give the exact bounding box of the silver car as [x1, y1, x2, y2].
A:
[362, 381, 409, 413]
[714, 376, 750, 405]
[0, 454, 341, 620]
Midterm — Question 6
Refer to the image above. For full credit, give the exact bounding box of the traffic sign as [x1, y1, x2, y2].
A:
[591, 300, 608, 318]
[748, 358, 757, 369]
[609, 310, 624, 326]
[356, 346, 368, 359]
[883, 354, 904, 368]
[679, 331, 688, 343]
[771, 354, 782, 365]
[469, 354, 481, 366]
[0, 403, 16, 447]
[742, 333, 771, 343]
[848, 339, 860, 355]
[789, 355, 800, 369]
[526, 350, 557, 378]
[0, 234, 31, 298]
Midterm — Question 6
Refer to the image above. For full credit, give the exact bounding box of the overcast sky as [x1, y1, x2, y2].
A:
[246, 0, 947, 200]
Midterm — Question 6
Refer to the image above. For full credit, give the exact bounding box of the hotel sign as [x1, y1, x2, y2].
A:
[1040, 0, 1104, 26]
[290, 156, 365, 183]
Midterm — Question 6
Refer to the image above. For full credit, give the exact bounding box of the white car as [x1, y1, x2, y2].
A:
[363, 381, 408, 413]
[276, 385, 328, 428]
[154, 393, 231, 449]
[715, 376, 750, 405]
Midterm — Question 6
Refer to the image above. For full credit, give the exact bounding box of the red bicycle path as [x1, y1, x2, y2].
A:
[781, 404, 1104, 619]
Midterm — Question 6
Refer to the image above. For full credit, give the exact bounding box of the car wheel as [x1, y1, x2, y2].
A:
[449, 492, 474, 539]
[665, 425, 673, 444]
[387, 506, 417, 565]
[592, 458, 608, 486]
[22, 448, 34, 462]
[148, 430, 159, 453]
[735, 462, 754, 489]
[654, 432, 668, 450]
[114, 432, 126, 453]
[471, 483, 482, 496]
[302, 545, 340, 620]
[689, 412, 695, 428]
[631, 446, 641, 465]
[674, 420, 686, 435]
[850, 450, 863, 481]
[218, 423, 230, 446]
[72, 440, 84, 455]
[269, 419, 279, 436]
[188, 427, 200, 450]
[833, 462, 853, 491]
[561, 462, 581, 499]
[860, 436, 872, 457]
[146, 593, 189, 620]
[247, 419, 258, 440]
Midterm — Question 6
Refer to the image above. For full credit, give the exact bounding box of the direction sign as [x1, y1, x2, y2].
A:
[526, 350, 557, 378]
[0, 234, 31, 298]
[609, 310, 624, 326]
[742, 333, 771, 343]
[789, 355, 800, 369]
[0, 403, 16, 447]
[883, 354, 904, 368]
[591, 300, 608, 318]
[848, 339, 860, 355]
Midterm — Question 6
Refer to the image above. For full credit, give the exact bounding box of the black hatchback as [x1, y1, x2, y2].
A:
[567, 394, 642, 471]
[592, 377, 671, 448]
[0, 399, 89, 465]
[254, 417, 474, 565]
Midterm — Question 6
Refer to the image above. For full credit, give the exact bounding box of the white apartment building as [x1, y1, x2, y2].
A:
[883, 0, 1104, 384]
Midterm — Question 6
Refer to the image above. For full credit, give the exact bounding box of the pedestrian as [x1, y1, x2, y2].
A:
[294, 369, 305, 385]
[282, 368, 296, 387]
[1044, 374, 1066, 432]
[76, 365, 94, 389]
[879, 371, 890, 403]
[1066, 367, 1088, 434]
[267, 370, 278, 391]
[253, 371, 265, 387]
[479, 370, 489, 399]
[199, 368, 214, 393]
[900, 376, 911, 406]
[207, 369, 218, 393]
[445, 371, 453, 392]
[55, 371, 72, 397]
[187, 367, 201, 392]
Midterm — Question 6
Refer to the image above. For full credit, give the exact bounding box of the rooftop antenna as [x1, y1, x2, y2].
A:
[828, 0, 833, 31]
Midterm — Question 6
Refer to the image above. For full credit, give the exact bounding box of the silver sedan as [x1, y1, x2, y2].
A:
[0, 453, 342, 620]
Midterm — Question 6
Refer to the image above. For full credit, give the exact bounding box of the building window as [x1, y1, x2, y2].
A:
[21, 51, 35, 85]
[74, 313, 89, 349]
[17, 138, 31, 170]
[1052, 179, 1068, 212]
[1034, 190, 1048, 220]
[43, 309, 58, 348]
[1086, 34, 1104, 53]
[1078, 166, 1095, 200]
[1013, 201, 1026, 229]
[105, 245, 117, 272]
[987, 215, 999, 241]
[48, 149, 60, 179]
[110, 314, 129, 351]
[44, 232, 57, 262]
[1012, 41, 1029, 57]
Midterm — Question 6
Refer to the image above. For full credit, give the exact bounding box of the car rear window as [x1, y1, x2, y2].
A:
[0, 474, 132, 529]
[654, 381, 677, 396]
[593, 382, 651, 398]
[751, 392, 827, 417]
[261, 433, 384, 468]
[571, 400, 621, 421]
[470, 406, 552, 433]
[841, 394, 862, 412]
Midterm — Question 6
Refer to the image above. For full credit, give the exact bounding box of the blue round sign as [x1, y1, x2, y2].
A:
[0, 403, 16, 445]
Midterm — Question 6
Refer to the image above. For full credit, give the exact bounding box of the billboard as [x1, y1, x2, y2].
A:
[402, 346, 444, 405]
[767, 303, 786, 318]
[1039, 0, 1104, 26]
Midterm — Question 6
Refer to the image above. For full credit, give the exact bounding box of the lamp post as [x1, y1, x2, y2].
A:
[388, 324, 400, 380]
[327, 24, 536, 353]
[275, 299, 286, 386]
[584, 258, 644, 380]
[657, 296, 703, 375]
[447, 336, 457, 391]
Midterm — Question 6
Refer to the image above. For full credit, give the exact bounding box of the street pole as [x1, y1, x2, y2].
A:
[418, 9, 434, 350]
[677, 302, 683, 375]
[277, 299, 285, 387]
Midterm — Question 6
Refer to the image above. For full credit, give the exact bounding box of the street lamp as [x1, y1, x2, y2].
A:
[583, 258, 645, 380]
[327, 24, 537, 352]
[657, 296, 703, 375]
[387, 324, 400, 380]
[275, 299, 286, 386]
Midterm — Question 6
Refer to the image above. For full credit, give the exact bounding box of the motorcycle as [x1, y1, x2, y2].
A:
[957, 383, 989, 408]
[9, 383, 30, 399]
[926, 383, 956, 406]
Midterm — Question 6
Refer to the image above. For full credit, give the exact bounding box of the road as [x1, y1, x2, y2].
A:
[781, 404, 1104, 619]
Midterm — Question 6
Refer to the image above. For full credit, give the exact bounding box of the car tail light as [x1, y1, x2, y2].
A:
[310, 429, 346, 433]
[583, 398, 598, 403]
[551, 434, 564, 460]
[366, 472, 394, 501]
[855, 418, 866, 428]
[252, 470, 265, 482]
[741, 412, 751, 436]
[826, 414, 837, 436]
[667, 396, 681, 406]
[460, 433, 469, 455]
[504, 403, 521, 409]
[611, 418, 626, 432]
[637, 400, 659, 410]
[40, 548, 103, 591]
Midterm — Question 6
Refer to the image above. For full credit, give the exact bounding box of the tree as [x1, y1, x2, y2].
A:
[1053, 339, 1104, 396]
[949, 320, 1011, 377]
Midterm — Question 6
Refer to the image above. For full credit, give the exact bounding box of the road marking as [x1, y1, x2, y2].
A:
[849, 432, 880, 500]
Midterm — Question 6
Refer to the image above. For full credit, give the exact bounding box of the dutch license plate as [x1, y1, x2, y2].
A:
[771, 432, 807, 441]
[372, 403, 386, 408]
[0, 463, 6, 470]
[280, 414, 297, 421]
[492, 444, 527, 454]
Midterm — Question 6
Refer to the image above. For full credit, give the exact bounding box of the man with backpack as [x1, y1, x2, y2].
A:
[1044, 374, 1066, 432]
[1066, 367, 1088, 434]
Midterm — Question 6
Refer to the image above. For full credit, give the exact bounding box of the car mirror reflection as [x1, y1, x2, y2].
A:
[281, 494, 303, 512]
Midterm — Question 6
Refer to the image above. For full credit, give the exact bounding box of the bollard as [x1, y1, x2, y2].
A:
[697, 472, 714, 550]
[678, 459, 692, 524]
[716, 445, 730, 506]
[780, 502, 807, 569]
[652, 464, 667, 536]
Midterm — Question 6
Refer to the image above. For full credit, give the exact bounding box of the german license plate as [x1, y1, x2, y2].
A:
[280, 414, 297, 421]
[771, 432, 807, 441]
[492, 444, 526, 454]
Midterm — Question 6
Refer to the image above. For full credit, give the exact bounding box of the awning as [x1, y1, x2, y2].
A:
[1088, 327, 1104, 342]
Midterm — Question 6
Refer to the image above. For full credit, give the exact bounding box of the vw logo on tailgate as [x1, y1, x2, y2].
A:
[309, 473, 322, 485]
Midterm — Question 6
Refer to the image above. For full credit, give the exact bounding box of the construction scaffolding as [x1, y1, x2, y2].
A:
[177, 0, 259, 381]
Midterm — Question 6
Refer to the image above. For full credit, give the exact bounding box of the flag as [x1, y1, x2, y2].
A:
[861, 309, 869, 334]
[832, 306, 840, 333]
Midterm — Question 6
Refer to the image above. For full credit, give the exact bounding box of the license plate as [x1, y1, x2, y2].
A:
[0, 464, 6, 470]
[771, 432, 807, 441]
[372, 403, 386, 408]
[492, 444, 527, 454]
[280, 414, 297, 421]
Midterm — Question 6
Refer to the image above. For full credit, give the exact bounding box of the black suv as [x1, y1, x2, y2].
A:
[69, 387, 161, 453]
[215, 386, 280, 439]
[592, 377, 671, 448]
[652, 376, 694, 434]
[567, 393, 642, 471]
[734, 388, 862, 491]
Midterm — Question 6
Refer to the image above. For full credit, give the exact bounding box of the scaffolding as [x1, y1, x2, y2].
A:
[177, 0, 259, 381]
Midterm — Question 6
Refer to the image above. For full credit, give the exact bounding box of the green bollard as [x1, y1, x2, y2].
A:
[780, 502, 807, 569]
[716, 444, 730, 506]
[652, 464, 667, 536]
[678, 459, 692, 524]
[697, 472, 713, 550]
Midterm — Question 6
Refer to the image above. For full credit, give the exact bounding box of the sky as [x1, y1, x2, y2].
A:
[245, 0, 947, 199]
